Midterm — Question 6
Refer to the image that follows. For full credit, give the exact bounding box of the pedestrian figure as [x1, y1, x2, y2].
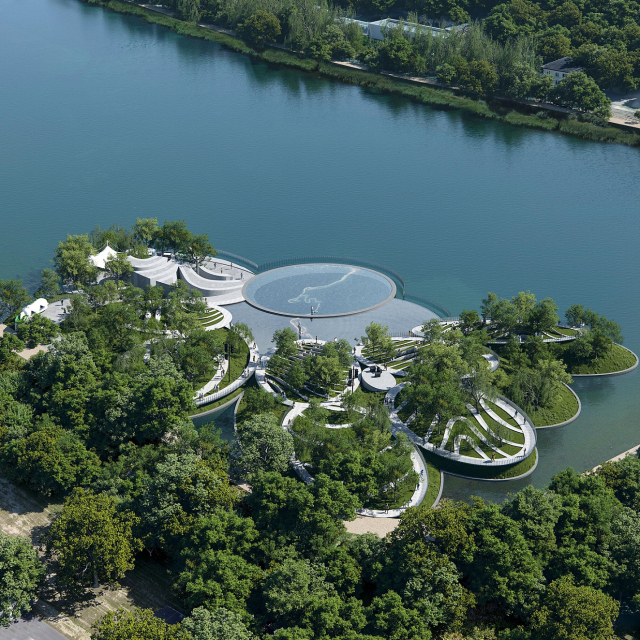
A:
[385, 503, 389, 514]
[241, 272, 243, 280]
[491, 453, 495, 462]
[416, 483, 419, 491]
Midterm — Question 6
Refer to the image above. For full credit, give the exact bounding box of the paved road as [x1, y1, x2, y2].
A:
[0, 616, 67, 640]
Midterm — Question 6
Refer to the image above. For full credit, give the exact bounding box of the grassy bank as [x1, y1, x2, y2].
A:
[424, 460, 442, 508]
[422, 448, 536, 480]
[529, 383, 579, 427]
[563, 343, 638, 375]
[81, 0, 640, 148]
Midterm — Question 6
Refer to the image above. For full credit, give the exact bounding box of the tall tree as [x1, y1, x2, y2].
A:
[272, 327, 299, 357]
[137, 451, 237, 549]
[46, 488, 141, 594]
[233, 413, 294, 477]
[362, 322, 395, 363]
[132, 217, 160, 248]
[161, 220, 191, 256]
[35, 268, 60, 299]
[104, 253, 133, 282]
[91, 609, 190, 640]
[553, 72, 612, 117]
[53, 234, 98, 289]
[531, 575, 619, 640]
[181, 607, 254, 640]
[0, 279, 29, 322]
[187, 233, 215, 271]
[238, 10, 282, 46]
[0, 533, 45, 626]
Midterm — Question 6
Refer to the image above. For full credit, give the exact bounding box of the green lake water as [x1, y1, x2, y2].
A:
[2, 0, 639, 502]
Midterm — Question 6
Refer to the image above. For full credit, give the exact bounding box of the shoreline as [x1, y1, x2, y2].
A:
[81, 0, 640, 148]
[589, 444, 640, 474]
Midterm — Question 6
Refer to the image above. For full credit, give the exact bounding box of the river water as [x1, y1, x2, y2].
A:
[2, 0, 639, 501]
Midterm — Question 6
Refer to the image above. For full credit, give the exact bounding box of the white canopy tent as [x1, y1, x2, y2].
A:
[19, 298, 48, 320]
[89, 244, 119, 270]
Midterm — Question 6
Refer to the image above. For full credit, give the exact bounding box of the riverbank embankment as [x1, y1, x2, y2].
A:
[81, 0, 640, 148]
[589, 444, 640, 474]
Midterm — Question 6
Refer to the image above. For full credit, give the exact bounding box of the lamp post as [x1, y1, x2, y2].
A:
[224, 342, 235, 383]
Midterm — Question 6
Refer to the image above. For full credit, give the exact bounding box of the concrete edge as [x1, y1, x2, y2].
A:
[439, 448, 539, 483]
[241, 263, 397, 318]
[432, 470, 445, 508]
[232, 392, 244, 436]
[189, 390, 244, 419]
[534, 382, 582, 430]
[570, 344, 639, 378]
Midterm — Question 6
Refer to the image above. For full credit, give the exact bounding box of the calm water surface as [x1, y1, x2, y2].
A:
[1, 0, 639, 501]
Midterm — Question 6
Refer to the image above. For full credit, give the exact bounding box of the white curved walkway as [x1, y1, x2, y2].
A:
[201, 304, 232, 331]
[194, 339, 259, 406]
[388, 383, 536, 468]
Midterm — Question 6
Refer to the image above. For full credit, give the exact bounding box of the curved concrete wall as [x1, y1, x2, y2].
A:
[132, 262, 178, 289]
[197, 265, 233, 281]
[179, 266, 243, 297]
[128, 255, 169, 269]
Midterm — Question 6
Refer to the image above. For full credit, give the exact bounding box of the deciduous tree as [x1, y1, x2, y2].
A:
[531, 575, 619, 640]
[0, 279, 29, 322]
[46, 489, 141, 594]
[0, 533, 44, 626]
[234, 413, 294, 476]
[91, 609, 190, 640]
[238, 10, 281, 46]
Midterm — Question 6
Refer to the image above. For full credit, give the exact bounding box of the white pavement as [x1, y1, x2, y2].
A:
[42, 299, 70, 324]
[195, 339, 259, 406]
[194, 357, 228, 398]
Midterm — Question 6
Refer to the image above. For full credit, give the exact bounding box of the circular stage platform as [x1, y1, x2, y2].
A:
[242, 264, 396, 318]
[360, 366, 396, 392]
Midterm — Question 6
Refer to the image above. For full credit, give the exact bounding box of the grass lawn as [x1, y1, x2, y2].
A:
[499, 443, 522, 456]
[528, 383, 579, 427]
[364, 474, 417, 510]
[564, 343, 637, 375]
[485, 401, 519, 427]
[481, 409, 525, 445]
[218, 329, 250, 391]
[555, 326, 579, 336]
[424, 460, 442, 508]
[325, 409, 361, 425]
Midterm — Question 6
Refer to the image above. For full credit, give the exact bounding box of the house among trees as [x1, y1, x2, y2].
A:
[542, 57, 584, 85]
[342, 17, 466, 41]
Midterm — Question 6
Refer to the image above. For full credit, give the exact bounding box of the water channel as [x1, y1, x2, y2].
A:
[1, 0, 639, 502]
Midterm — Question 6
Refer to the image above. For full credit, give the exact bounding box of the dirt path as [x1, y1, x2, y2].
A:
[344, 516, 399, 537]
[0, 477, 181, 639]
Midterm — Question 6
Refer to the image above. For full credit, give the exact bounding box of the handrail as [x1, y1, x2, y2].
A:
[215, 250, 259, 272]
[402, 294, 451, 319]
[496, 393, 537, 447]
